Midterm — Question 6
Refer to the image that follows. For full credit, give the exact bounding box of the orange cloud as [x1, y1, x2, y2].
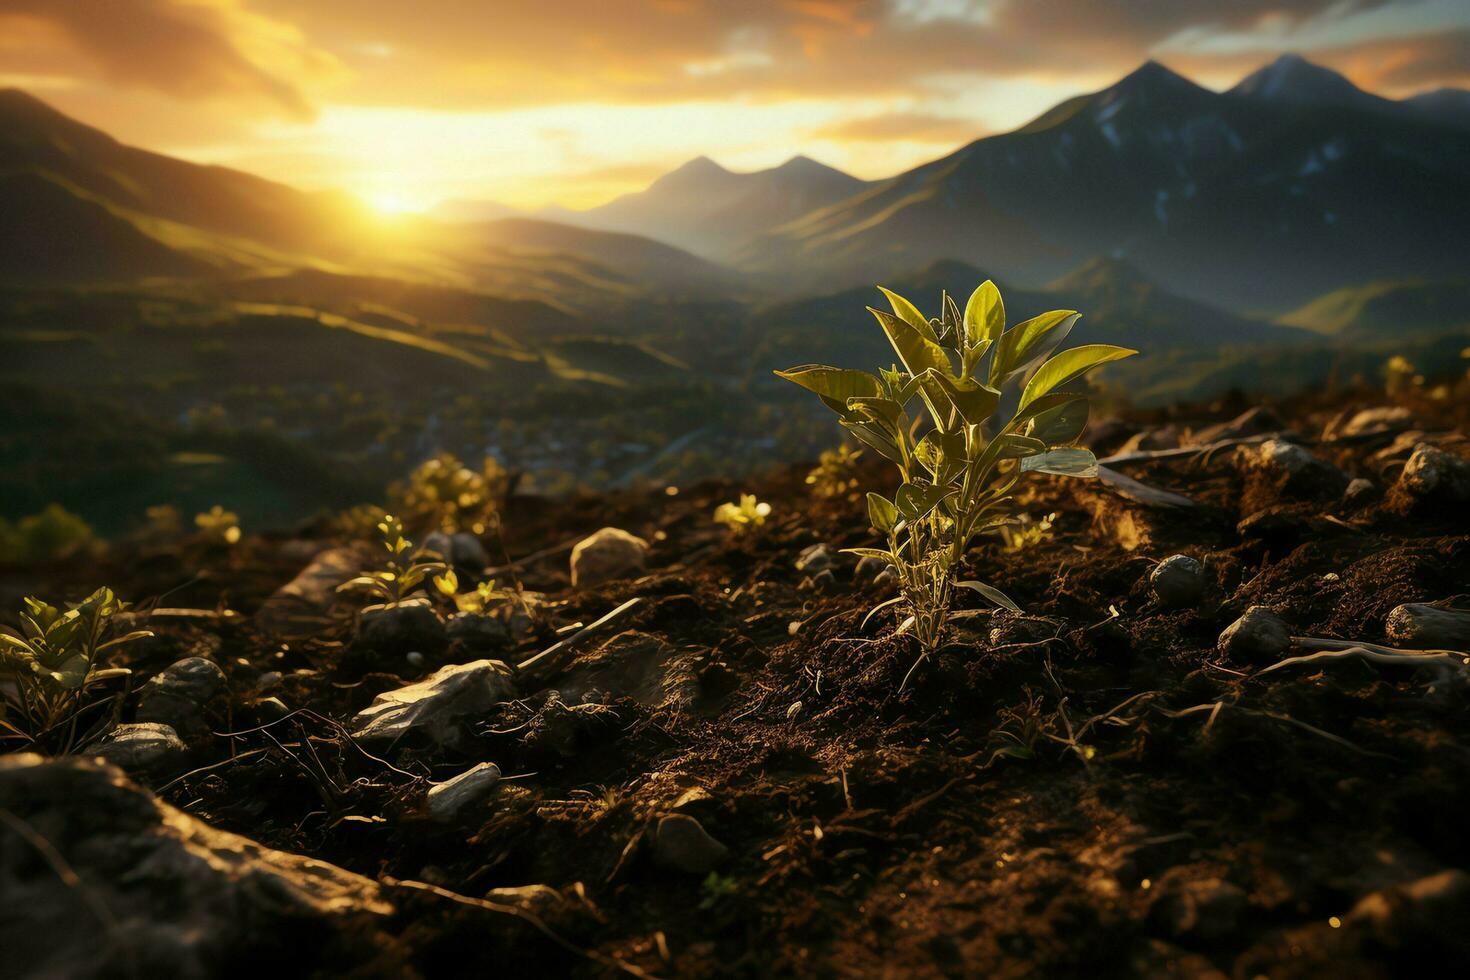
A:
[0, 0, 341, 119]
[810, 110, 986, 143]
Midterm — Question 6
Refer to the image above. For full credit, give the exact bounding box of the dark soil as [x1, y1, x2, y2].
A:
[5, 388, 1470, 978]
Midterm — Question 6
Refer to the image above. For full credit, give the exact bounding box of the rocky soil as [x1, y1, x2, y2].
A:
[3, 389, 1469, 978]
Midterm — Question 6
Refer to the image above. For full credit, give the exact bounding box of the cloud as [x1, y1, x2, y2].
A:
[1165, 27, 1470, 94]
[809, 110, 986, 143]
[3, 0, 1457, 118]
[0, 0, 340, 119]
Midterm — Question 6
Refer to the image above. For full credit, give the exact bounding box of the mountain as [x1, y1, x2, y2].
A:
[559, 154, 867, 259]
[0, 172, 209, 283]
[1229, 53, 1390, 113]
[0, 88, 358, 253]
[738, 58, 1470, 312]
[1403, 88, 1470, 130]
[1279, 277, 1470, 337]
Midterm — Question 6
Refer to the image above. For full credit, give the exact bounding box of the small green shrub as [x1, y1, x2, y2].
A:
[0, 588, 150, 753]
[389, 452, 509, 535]
[337, 514, 449, 605]
[714, 494, 772, 534]
[194, 505, 241, 546]
[777, 280, 1134, 675]
[999, 511, 1057, 553]
[805, 445, 863, 498]
[0, 504, 95, 566]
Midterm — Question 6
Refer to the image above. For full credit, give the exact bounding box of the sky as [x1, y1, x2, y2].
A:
[2, 0, 1467, 212]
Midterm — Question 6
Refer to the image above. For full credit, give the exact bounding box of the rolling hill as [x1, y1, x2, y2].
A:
[1279, 278, 1470, 337]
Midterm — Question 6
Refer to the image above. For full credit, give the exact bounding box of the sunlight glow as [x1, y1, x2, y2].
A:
[365, 191, 428, 215]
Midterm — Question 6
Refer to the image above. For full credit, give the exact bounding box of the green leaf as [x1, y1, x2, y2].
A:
[964, 280, 1006, 349]
[995, 434, 1046, 460]
[990, 310, 1079, 384]
[1019, 344, 1136, 410]
[775, 365, 882, 403]
[844, 547, 897, 565]
[961, 338, 992, 379]
[941, 291, 962, 342]
[1020, 447, 1100, 477]
[918, 369, 1001, 426]
[1025, 396, 1089, 446]
[956, 580, 1022, 614]
[866, 493, 899, 533]
[869, 308, 953, 379]
[861, 595, 906, 630]
[914, 429, 967, 484]
[876, 286, 937, 342]
[895, 482, 949, 521]
[840, 420, 903, 466]
[847, 396, 904, 431]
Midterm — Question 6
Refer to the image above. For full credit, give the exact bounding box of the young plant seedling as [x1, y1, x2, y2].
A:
[0, 587, 151, 753]
[337, 514, 449, 605]
[777, 280, 1135, 682]
[714, 494, 773, 534]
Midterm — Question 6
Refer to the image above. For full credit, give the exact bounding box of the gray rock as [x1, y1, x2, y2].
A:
[1219, 605, 1292, 662]
[1342, 477, 1378, 508]
[1400, 443, 1470, 503]
[1370, 429, 1429, 464]
[351, 659, 515, 748]
[89, 723, 188, 774]
[1149, 875, 1247, 942]
[650, 813, 728, 874]
[854, 554, 887, 579]
[795, 543, 835, 574]
[426, 762, 502, 819]
[570, 527, 648, 588]
[802, 569, 838, 593]
[1385, 603, 1470, 650]
[872, 566, 900, 592]
[1116, 425, 1182, 454]
[1332, 405, 1411, 439]
[1190, 406, 1284, 445]
[446, 611, 512, 650]
[136, 657, 228, 742]
[357, 598, 447, 654]
[256, 546, 365, 635]
[0, 754, 391, 978]
[1150, 555, 1206, 609]
[450, 532, 490, 570]
[419, 530, 454, 561]
[1236, 439, 1348, 499]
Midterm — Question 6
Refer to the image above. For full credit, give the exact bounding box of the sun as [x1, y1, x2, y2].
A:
[365, 191, 426, 215]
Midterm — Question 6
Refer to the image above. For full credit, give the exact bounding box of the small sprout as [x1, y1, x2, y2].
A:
[195, 505, 241, 546]
[337, 514, 448, 605]
[776, 278, 1135, 678]
[699, 872, 739, 910]
[1384, 354, 1420, 397]
[0, 587, 151, 753]
[714, 494, 772, 534]
[805, 444, 864, 498]
[999, 512, 1057, 552]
